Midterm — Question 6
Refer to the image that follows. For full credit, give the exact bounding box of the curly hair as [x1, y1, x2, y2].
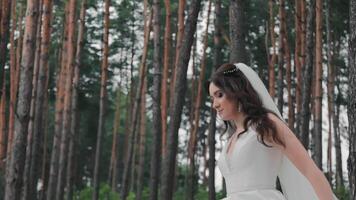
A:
[208, 63, 285, 148]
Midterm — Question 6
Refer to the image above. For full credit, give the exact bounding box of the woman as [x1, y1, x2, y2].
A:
[208, 63, 338, 200]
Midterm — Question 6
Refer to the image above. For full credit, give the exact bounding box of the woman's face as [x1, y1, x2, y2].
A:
[209, 82, 239, 121]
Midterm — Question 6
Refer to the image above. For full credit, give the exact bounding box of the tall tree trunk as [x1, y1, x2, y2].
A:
[208, 0, 222, 199]
[187, 2, 211, 200]
[4, 0, 20, 171]
[55, 0, 76, 199]
[299, 0, 315, 149]
[0, 71, 6, 169]
[160, 0, 201, 199]
[229, 0, 248, 63]
[7, 6, 24, 170]
[66, 1, 85, 199]
[92, 0, 110, 199]
[333, 86, 344, 188]
[0, 0, 11, 99]
[268, 0, 276, 98]
[121, 3, 151, 199]
[22, 1, 43, 198]
[4, 0, 40, 199]
[46, 3, 70, 199]
[109, 86, 121, 191]
[348, 0, 356, 198]
[0, 0, 10, 168]
[170, 0, 186, 105]
[148, 0, 162, 199]
[295, 0, 303, 137]
[161, 0, 171, 157]
[277, 0, 285, 115]
[282, 3, 294, 129]
[136, 77, 147, 200]
[325, 0, 333, 182]
[313, 0, 323, 168]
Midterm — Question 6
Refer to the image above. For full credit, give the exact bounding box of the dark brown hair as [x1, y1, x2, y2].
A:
[208, 63, 285, 148]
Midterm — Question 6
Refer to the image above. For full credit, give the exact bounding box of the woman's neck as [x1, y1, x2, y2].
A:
[232, 112, 247, 131]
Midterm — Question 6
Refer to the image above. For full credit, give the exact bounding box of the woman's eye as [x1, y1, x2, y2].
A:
[217, 92, 224, 98]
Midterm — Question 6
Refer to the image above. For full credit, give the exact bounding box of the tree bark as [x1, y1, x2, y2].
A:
[277, 0, 285, 115]
[325, 0, 333, 181]
[299, 0, 315, 149]
[0, 0, 11, 100]
[348, 0, 356, 198]
[187, 2, 211, 200]
[170, 0, 186, 106]
[46, 3, 69, 199]
[295, 0, 303, 137]
[161, 0, 171, 157]
[66, 1, 86, 199]
[92, 0, 110, 199]
[121, 3, 151, 199]
[55, 0, 76, 199]
[313, 0, 323, 168]
[148, 0, 162, 199]
[136, 77, 147, 200]
[208, 0, 222, 199]
[22, 1, 43, 199]
[4, 0, 40, 198]
[268, 0, 276, 98]
[160, 0, 202, 199]
[229, 0, 248, 63]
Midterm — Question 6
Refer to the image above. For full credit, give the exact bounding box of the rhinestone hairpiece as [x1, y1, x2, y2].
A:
[223, 68, 238, 74]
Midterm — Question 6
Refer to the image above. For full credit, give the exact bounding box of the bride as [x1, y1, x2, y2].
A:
[208, 63, 338, 200]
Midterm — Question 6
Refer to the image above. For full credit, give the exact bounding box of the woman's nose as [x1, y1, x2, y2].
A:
[213, 100, 220, 110]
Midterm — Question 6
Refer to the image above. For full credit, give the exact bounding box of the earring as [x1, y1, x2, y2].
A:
[237, 103, 242, 112]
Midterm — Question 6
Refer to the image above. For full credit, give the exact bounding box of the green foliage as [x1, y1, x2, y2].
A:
[74, 184, 120, 200]
[334, 186, 350, 200]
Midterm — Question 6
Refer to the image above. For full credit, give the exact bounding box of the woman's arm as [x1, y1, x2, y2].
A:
[267, 113, 334, 200]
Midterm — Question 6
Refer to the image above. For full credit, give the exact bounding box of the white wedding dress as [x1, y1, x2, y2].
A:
[218, 128, 287, 200]
[217, 63, 339, 200]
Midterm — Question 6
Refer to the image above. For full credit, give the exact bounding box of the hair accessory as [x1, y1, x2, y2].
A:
[223, 68, 238, 75]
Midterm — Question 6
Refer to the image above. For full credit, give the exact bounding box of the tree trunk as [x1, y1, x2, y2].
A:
[121, 3, 151, 199]
[277, 0, 285, 115]
[299, 0, 315, 149]
[295, 0, 303, 137]
[0, 0, 11, 99]
[46, 3, 69, 199]
[208, 0, 222, 199]
[268, 0, 276, 98]
[4, 0, 40, 199]
[313, 0, 323, 168]
[333, 89, 344, 188]
[66, 1, 86, 199]
[55, 0, 76, 199]
[7, 6, 24, 170]
[160, 0, 201, 199]
[229, 0, 248, 63]
[325, 0, 333, 182]
[0, 71, 6, 169]
[282, 3, 294, 129]
[23, 1, 43, 198]
[161, 0, 171, 157]
[92, 0, 110, 199]
[148, 0, 162, 199]
[348, 0, 356, 198]
[4, 0, 20, 171]
[0, 0, 10, 169]
[187, 2, 211, 200]
[136, 76, 147, 200]
[170, 0, 186, 105]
